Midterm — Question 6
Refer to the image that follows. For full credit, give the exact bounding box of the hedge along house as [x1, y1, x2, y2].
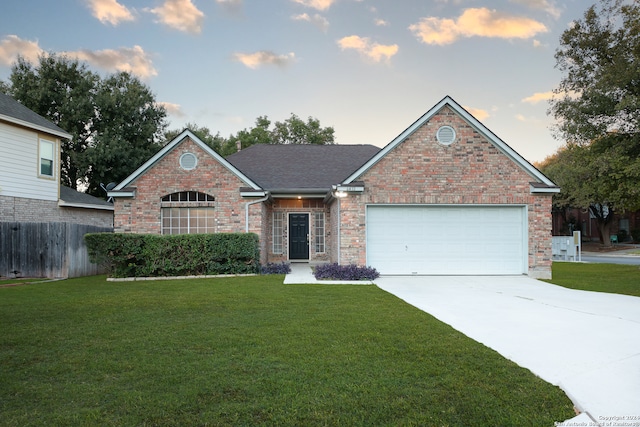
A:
[109, 96, 559, 278]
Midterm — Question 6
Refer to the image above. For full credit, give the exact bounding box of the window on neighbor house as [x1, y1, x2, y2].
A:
[273, 212, 284, 254]
[39, 139, 54, 177]
[315, 212, 325, 253]
[161, 191, 215, 234]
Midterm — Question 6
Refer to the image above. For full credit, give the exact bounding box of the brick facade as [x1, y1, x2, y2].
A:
[0, 194, 114, 228]
[337, 106, 554, 278]
[113, 138, 250, 232]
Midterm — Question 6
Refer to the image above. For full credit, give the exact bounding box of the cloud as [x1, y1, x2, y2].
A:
[292, 13, 329, 31]
[216, 0, 242, 14]
[337, 35, 399, 63]
[374, 18, 389, 27]
[148, 0, 204, 34]
[522, 91, 554, 104]
[232, 51, 296, 69]
[69, 45, 157, 79]
[464, 106, 490, 121]
[0, 36, 156, 79]
[409, 8, 548, 45]
[0, 35, 42, 66]
[509, 0, 561, 19]
[291, 0, 335, 11]
[158, 101, 185, 117]
[86, 0, 135, 25]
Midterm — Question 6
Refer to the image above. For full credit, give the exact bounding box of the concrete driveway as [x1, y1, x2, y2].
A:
[375, 275, 640, 425]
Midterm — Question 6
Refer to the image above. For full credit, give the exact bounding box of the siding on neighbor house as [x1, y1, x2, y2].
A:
[339, 106, 554, 278]
[0, 122, 60, 202]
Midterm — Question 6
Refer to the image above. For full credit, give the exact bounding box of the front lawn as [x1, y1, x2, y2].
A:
[549, 262, 640, 297]
[0, 275, 574, 426]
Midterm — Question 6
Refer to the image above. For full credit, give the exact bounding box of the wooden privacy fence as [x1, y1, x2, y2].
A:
[0, 222, 113, 279]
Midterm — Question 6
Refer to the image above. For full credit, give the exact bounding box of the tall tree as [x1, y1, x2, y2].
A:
[84, 72, 167, 195]
[3, 53, 167, 196]
[271, 114, 335, 145]
[7, 54, 98, 189]
[547, 0, 640, 243]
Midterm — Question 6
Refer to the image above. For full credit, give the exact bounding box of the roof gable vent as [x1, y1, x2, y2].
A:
[180, 152, 198, 170]
[436, 125, 456, 145]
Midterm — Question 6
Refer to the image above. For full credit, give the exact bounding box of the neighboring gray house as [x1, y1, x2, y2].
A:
[0, 92, 113, 278]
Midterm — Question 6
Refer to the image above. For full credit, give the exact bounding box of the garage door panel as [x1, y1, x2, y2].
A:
[367, 206, 526, 275]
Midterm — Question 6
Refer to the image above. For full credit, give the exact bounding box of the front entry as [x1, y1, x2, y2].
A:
[289, 213, 309, 260]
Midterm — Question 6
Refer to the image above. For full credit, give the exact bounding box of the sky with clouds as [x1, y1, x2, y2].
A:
[0, 0, 587, 162]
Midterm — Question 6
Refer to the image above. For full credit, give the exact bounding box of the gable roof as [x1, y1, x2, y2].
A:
[59, 185, 114, 211]
[110, 129, 262, 195]
[343, 95, 559, 191]
[226, 144, 380, 193]
[0, 92, 72, 140]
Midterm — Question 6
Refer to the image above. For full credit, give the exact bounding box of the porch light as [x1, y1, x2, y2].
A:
[334, 191, 348, 198]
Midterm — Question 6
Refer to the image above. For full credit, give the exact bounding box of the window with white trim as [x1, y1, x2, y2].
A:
[273, 211, 284, 254]
[39, 139, 54, 177]
[161, 191, 215, 234]
[315, 212, 325, 253]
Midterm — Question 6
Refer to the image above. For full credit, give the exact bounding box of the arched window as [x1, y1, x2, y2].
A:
[161, 191, 215, 234]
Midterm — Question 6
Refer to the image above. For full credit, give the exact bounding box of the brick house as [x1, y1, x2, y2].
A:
[109, 96, 559, 278]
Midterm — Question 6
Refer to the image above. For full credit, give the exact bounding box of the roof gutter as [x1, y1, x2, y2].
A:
[0, 113, 72, 140]
[58, 200, 114, 211]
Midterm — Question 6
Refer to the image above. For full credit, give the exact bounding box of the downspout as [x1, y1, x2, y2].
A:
[245, 192, 270, 233]
[336, 197, 341, 265]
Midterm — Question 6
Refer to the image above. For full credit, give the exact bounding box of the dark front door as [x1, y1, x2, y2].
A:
[289, 213, 309, 260]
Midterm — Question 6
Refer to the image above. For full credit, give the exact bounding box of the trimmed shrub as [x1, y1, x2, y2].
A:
[261, 262, 291, 275]
[632, 229, 640, 243]
[84, 233, 260, 278]
[314, 263, 379, 281]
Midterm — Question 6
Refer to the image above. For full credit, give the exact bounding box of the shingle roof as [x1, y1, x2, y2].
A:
[226, 144, 381, 192]
[59, 185, 114, 210]
[0, 92, 72, 139]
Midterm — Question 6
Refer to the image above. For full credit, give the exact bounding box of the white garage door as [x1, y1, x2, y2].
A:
[367, 205, 527, 275]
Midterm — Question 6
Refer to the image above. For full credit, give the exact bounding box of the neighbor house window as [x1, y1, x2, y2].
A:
[39, 139, 54, 177]
[315, 212, 325, 253]
[161, 191, 215, 234]
[273, 211, 284, 254]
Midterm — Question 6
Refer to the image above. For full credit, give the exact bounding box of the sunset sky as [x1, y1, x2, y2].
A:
[0, 0, 588, 163]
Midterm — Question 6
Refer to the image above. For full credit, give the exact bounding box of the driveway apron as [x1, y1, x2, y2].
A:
[375, 276, 640, 424]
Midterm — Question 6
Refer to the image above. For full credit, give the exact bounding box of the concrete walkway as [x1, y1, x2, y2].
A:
[375, 275, 640, 426]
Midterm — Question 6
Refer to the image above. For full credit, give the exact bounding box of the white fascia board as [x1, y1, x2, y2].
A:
[0, 113, 72, 140]
[108, 190, 135, 198]
[58, 201, 115, 211]
[334, 184, 364, 193]
[530, 185, 561, 194]
[343, 96, 557, 188]
[112, 129, 262, 191]
[240, 191, 268, 197]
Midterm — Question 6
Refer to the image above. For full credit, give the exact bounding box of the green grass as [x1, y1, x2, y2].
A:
[0, 278, 48, 286]
[548, 262, 640, 297]
[0, 275, 574, 426]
